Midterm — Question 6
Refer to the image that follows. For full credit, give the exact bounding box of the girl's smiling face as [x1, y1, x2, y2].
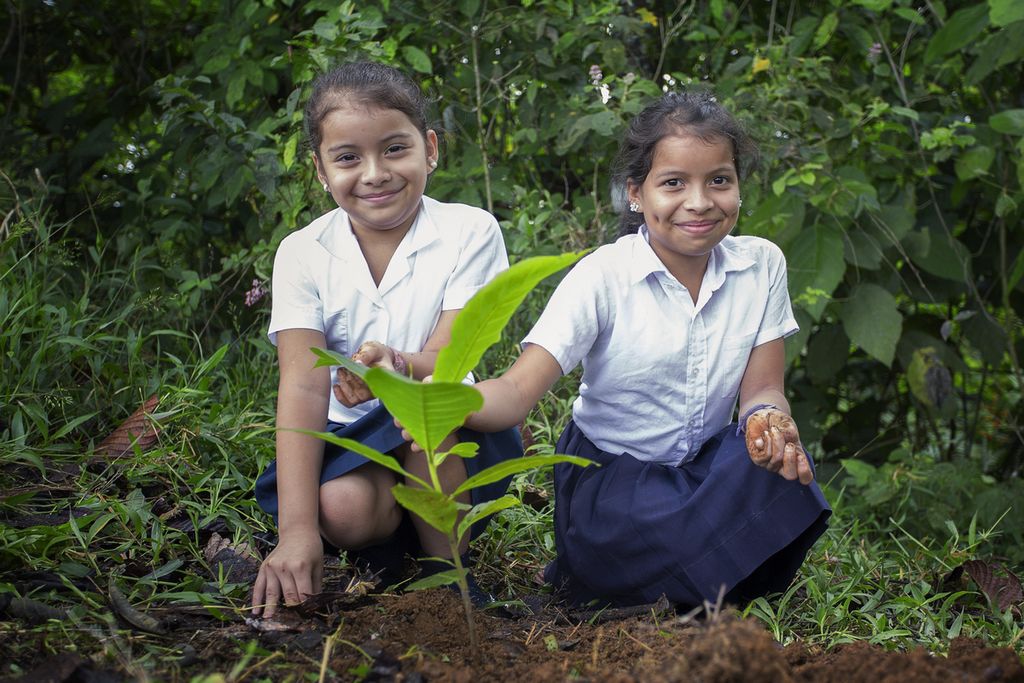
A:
[627, 130, 740, 281]
[314, 103, 438, 239]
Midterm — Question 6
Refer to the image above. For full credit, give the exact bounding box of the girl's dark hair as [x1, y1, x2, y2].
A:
[304, 61, 431, 157]
[612, 90, 759, 236]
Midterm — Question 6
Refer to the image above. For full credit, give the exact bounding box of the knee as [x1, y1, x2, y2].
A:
[318, 475, 398, 548]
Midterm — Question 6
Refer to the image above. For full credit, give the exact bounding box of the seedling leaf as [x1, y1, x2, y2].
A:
[458, 494, 520, 540]
[296, 429, 428, 489]
[391, 484, 461, 534]
[365, 370, 483, 454]
[446, 442, 480, 459]
[453, 454, 596, 498]
[433, 251, 587, 383]
[406, 568, 464, 591]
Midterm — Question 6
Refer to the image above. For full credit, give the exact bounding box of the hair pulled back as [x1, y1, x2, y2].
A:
[304, 61, 431, 158]
[612, 90, 759, 236]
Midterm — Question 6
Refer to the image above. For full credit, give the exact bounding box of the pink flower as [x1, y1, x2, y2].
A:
[244, 279, 267, 307]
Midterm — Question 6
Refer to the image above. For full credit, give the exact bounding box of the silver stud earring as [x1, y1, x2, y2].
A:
[738, 198, 743, 209]
[322, 182, 329, 192]
[429, 159, 438, 169]
[629, 201, 640, 213]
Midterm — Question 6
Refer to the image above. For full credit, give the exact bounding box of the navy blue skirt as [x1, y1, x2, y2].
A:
[255, 404, 524, 553]
[545, 420, 831, 608]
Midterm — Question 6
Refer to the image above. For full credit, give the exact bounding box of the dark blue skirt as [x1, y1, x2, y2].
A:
[545, 420, 831, 608]
[255, 404, 524, 554]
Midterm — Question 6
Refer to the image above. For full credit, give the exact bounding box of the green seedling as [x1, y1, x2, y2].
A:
[308, 251, 594, 652]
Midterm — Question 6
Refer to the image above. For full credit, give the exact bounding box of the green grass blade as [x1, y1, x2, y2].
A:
[433, 251, 587, 383]
[453, 454, 596, 498]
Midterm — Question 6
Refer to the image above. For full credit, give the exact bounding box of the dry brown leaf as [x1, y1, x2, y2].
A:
[962, 559, 1023, 613]
[95, 395, 161, 457]
[204, 532, 261, 584]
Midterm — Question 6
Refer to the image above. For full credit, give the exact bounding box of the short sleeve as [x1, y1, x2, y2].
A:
[521, 257, 605, 375]
[753, 244, 799, 347]
[267, 234, 324, 345]
[440, 213, 509, 310]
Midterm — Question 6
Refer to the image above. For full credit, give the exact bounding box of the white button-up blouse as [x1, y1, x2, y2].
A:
[523, 228, 798, 465]
[269, 196, 509, 425]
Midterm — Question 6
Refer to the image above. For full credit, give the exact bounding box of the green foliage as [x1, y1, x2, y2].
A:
[2, 0, 1024, 676]
[5, 0, 1022, 474]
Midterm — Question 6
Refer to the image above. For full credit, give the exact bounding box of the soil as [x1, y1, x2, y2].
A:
[4, 575, 1023, 683]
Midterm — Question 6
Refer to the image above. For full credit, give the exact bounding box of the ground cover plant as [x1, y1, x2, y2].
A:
[2, 0, 1024, 680]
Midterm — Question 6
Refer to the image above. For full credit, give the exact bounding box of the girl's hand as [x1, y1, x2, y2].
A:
[251, 529, 323, 619]
[333, 342, 398, 407]
[744, 408, 814, 485]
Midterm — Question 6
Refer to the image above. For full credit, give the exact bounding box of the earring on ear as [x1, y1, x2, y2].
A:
[322, 182, 329, 192]
[629, 201, 641, 213]
[737, 197, 743, 209]
[429, 159, 438, 169]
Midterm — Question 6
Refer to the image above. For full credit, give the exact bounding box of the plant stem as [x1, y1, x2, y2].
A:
[450, 535, 479, 654]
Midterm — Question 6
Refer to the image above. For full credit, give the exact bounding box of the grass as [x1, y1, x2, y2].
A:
[1, 196, 1022, 680]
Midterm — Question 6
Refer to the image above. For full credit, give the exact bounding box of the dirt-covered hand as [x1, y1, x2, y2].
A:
[744, 408, 813, 485]
[251, 529, 323, 619]
[332, 341, 397, 407]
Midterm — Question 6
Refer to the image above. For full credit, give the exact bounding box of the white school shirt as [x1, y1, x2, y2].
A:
[269, 196, 509, 425]
[522, 228, 798, 466]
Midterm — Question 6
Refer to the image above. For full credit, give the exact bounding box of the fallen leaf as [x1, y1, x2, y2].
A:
[95, 395, 161, 457]
[204, 532, 261, 584]
[962, 559, 1023, 613]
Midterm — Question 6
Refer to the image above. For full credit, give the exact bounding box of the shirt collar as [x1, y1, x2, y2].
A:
[313, 199, 439, 261]
[628, 226, 758, 286]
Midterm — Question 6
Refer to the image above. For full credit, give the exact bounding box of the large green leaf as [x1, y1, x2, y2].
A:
[296, 430, 428, 489]
[433, 252, 587, 383]
[841, 283, 902, 367]
[785, 224, 846, 321]
[914, 227, 971, 282]
[805, 324, 850, 385]
[365, 369, 483, 455]
[924, 4, 990, 64]
[401, 45, 433, 74]
[988, 0, 1024, 26]
[312, 347, 368, 377]
[453, 454, 595, 497]
[391, 484, 459, 534]
[310, 349, 483, 455]
[955, 145, 995, 180]
[989, 109, 1024, 135]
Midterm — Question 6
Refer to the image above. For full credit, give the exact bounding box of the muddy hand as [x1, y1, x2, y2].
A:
[745, 409, 813, 485]
[334, 365, 373, 406]
[332, 342, 396, 407]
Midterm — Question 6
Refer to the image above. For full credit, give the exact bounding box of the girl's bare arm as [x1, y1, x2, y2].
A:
[465, 344, 564, 432]
[738, 338, 813, 484]
[253, 329, 331, 617]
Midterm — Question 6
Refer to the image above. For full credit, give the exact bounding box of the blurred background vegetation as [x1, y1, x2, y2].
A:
[1, 0, 1023, 667]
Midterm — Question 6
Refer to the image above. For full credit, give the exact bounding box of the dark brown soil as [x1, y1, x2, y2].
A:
[4, 585, 1024, 682]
